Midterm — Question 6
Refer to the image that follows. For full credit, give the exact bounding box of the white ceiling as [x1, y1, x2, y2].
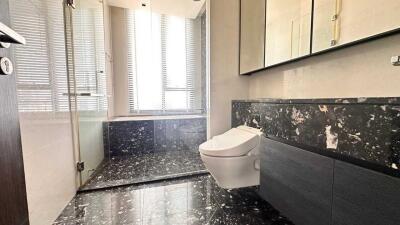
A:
[107, 0, 205, 19]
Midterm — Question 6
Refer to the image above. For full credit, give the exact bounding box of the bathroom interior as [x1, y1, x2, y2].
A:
[1, 0, 400, 225]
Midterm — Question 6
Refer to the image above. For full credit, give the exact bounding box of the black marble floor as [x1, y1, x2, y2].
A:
[54, 174, 294, 225]
[81, 151, 208, 191]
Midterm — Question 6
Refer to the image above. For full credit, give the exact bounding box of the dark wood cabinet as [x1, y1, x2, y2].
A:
[0, 1, 30, 224]
[332, 161, 400, 225]
[259, 138, 334, 225]
[259, 138, 400, 225]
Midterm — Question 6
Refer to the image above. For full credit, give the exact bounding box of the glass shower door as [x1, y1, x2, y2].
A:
[64, 0, 108, 185]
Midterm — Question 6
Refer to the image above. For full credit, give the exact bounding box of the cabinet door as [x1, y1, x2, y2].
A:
[313, 0, 400, 53]
[259, 138, 334, 225]
[239, 0, 266, 74]
[265, 0, 312, 66]
[332, 161, 400, 225]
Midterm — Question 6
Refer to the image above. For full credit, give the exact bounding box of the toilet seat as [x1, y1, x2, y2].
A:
[198, 125, 263, 189]
[199, 126, 262, 157]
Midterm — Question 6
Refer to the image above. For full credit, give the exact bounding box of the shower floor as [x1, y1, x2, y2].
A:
[80, 150, 208, 191]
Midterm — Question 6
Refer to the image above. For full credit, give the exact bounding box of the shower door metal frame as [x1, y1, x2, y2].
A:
[63, 0, 84, 187]
[63, 0, 109, 188]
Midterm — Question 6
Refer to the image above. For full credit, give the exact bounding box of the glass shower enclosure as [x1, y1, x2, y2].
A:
[64, 0, 108, 186]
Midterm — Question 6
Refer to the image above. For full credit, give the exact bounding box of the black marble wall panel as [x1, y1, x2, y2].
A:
[103, 122, 110, 159]
[107, 120, 154, 156]
[232, 98, 400, 172]
[104, 118, 207, 157]
[179, 118, 207, 152]
[154, 118, 207, 152]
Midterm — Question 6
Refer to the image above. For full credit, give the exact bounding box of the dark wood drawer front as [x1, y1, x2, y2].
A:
[259, 138, 334, 225]
[332, 161, 400, 225]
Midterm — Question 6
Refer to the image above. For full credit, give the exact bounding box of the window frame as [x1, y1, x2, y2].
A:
[126, 9, 203, 116]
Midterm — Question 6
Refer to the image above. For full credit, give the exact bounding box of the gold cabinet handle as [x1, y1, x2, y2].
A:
[331, 0, 341, 46]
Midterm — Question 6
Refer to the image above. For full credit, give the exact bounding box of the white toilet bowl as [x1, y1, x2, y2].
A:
[199, 126, 263, 189]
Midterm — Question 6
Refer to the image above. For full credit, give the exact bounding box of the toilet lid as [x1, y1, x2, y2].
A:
[199, 128, 260, 157]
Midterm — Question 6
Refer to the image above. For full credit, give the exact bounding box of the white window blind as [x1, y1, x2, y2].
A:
[10, 0, 69, 112]
[126, 9, 202, 114]
[10, 0, 107, 112]
[73, 7, 108, 112]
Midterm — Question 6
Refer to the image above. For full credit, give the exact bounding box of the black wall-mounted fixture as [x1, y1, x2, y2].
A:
[0, 21, 25, 76]
[0, 22, 26, 45]
[66, 0, 76, 9]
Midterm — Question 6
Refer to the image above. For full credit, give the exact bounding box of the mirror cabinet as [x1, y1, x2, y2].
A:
[265, 0, 312, 67]
[313, 0, 400, 53]
[240, 0, 400, 74]
[240, 0, 266, 74]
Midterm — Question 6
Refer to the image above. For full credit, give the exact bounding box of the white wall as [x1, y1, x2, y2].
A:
[249, 34, 400, 99]
[209, 0, 249, 137]
[20, 113, 77, 225]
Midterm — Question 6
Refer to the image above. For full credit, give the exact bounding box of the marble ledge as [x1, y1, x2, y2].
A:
[233, 97, 400, 105]
[231, 97, 400, 179]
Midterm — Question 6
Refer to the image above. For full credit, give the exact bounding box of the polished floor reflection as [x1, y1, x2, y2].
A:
[54, 175, 293, 225]
[81, 151, 208, 191]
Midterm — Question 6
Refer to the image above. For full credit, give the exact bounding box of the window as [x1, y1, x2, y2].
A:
[10, 0, 107, 112]
[72, 6, 108, 112]
[126, 9, 203, 114]
[10, 0, 69, 112]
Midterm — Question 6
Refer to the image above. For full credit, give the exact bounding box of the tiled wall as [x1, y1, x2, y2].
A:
[232, 98, 400, 173]
[104, 117, 207, 157]
[209, 0, 249, 137]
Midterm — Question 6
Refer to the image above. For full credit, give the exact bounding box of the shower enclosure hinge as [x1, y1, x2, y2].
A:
[77, 161, 85, 172]
[66, 0, 76, 9]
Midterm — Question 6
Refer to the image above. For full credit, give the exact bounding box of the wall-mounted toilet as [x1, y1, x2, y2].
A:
[199, 126, 263, 189]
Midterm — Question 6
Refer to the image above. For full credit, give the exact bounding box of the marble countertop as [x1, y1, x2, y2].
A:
[233, 97, 400, 105]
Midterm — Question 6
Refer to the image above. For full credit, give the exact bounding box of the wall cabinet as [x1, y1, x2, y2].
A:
[332, 161, 400, 225]
[239, 0, 266, 74]
[260, 138, 400, 225]
[265, 0, 312, 66]
[259, 138, 334, 225]
[240, 0, 400, 74]
[313, 0, 400, 53]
